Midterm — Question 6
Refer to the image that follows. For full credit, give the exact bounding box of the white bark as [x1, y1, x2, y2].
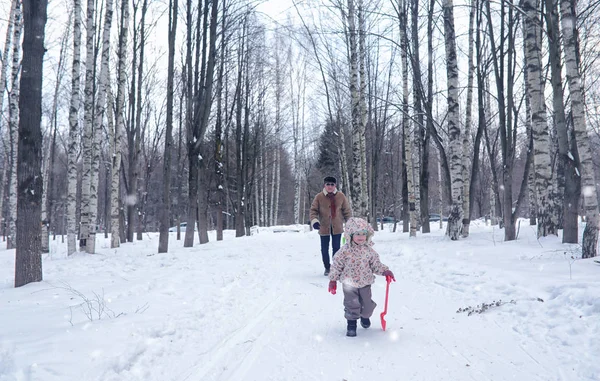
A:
[348, 0, 365, 217]
[88, 0, 114, 254]
[462, 0, 476, 237]
[67, 0, 83, 255]
[7, 1, 22, 250]
[524, 0, 557, 237]
[0, 0, 16, 116]
[274, 148, 280, 225]
[357, 0, 369, 219]
[438, 159, 443, 230]
[79, 0, 96, 250]
[560, 0, 599, 257]
[112, 0, 130, 248]
[442, 0, 463, 240]
[0, 0, 15, 235]
[269, 148, 276, 226]
[400, 0, 416, 237]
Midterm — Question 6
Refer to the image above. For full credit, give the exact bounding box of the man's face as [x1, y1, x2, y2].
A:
[325, 182, 336, 192]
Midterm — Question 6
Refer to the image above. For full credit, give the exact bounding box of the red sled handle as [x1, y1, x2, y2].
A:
[380, 275, 392, 331]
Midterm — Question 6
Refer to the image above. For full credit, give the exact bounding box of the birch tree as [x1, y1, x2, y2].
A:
[560, 0, 599, 257]
[397, 0, 417, 236]
[42, 15, 71, 253]
[7, 0, 23, 250]
[357, 0, 369, 219]
[88, 0, 114, 254]
[111, 0, 130, 248]
[461, 0, 476, 237]
[545, 0, 578, 243]
[79, 0, 96, 250]
[524, 0, 557, 238]
[67, 0, 82, 255]
[0, 1, 16, 238]
[15, 0, 49, 287]
[442, 0, 463, 240]
[347, 0, 367, 217]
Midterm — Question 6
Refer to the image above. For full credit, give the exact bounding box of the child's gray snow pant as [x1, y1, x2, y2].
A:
[342, 283, 377, 320]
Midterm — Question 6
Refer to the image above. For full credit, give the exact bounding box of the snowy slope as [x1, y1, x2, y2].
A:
[1, 221, 599, 381]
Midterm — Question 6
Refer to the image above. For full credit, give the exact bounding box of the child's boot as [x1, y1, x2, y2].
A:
[346, 319, 357, 337]
[360, 317, 371, 329]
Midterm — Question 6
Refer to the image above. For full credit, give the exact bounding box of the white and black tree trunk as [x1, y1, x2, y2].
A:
[42, 16, 70, 253]
[348, 0, 366, 217]
[0, 0, 16, 114]
[357, 0, 369, 219]
[399, 0, 417, 236]
[461, 0, 476, 238]
[15, 0, 48, 287]
[560, 0, 599, 257]
[67, 0, 82, 256]
[79, 0, 96, 250]
[524, 0, 558, 238]
[7, 0, 23, 251]
[89, 0, 114, 254]
[111, 0, 129, 248]
[545, 0, 579, 243]
[442, 0, 463, 240]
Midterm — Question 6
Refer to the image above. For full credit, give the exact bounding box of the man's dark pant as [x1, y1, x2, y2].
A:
[321, 232, 341, 270]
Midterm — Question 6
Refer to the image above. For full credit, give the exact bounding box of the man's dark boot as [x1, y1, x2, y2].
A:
[360, 317, 371, 329]
[346, 319, 357, 337]
[324, 267, 330, 276]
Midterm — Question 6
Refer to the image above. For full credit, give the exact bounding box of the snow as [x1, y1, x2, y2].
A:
[1, 219, 599, 381]
[582, 186, 595, 198]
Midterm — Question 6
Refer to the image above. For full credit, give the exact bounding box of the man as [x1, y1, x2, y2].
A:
[310, 176, 352, 276]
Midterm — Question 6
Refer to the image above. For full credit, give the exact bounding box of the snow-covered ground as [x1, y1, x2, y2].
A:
[1, 220, 599, 381]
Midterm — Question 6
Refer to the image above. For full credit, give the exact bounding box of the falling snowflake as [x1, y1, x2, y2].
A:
[124, 195, 137, 205]
[582, 186, 595, 197]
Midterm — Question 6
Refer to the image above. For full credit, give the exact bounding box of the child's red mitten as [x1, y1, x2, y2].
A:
[328, 280, 337, 295]
[383, 270, 396, 282]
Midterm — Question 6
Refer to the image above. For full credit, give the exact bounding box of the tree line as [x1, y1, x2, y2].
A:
[1, 0, 599, 286]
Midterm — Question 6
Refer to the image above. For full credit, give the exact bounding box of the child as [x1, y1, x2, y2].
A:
[327, 217, 395, 337]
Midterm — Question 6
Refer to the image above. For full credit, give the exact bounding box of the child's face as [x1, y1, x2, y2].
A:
[352, 232, 367, 245]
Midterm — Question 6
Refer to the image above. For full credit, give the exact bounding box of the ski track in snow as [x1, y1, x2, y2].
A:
[1, 222, 599, 380]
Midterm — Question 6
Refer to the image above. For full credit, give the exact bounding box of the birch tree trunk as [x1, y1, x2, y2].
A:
[132, 0, 148, 243]
[399, 0, 416, 236]
[442, 0, 463, 240]
[560, 0, 599, 257]
[7, 1, 23, 251]
[15, 0, 48, 287]
[546, 0, 578, 243]
[67, 0, 82, 255]
[88, 0, 114, 254]
[357, 0, 369, 219]
[0, 0, 15, 240]
[348, 0, 366, 217]
[42, 17, 70, 253]
[524, 0, 558, 238]
[79, 0, 96, 251]
[461, 0, 476, 237]
[112, 0, 130, 248]
[274, 149, 280, 225]
[0, 0, 16, 114]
